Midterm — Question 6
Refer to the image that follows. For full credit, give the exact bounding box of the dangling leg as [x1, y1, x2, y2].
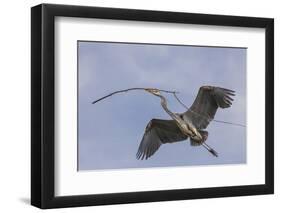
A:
[202, 143, 218, 157]
[190, 130, 218, 157]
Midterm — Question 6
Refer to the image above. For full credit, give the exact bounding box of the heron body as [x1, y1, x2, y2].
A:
[136, 86, 235, 160]
[159, 94, 202, 141]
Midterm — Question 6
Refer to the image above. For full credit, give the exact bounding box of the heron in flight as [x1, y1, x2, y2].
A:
[136, 86, 235, 160]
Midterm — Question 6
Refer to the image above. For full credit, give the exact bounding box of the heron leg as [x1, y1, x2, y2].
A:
[190, 130, 218, 157]
[202, 143, 219, 157]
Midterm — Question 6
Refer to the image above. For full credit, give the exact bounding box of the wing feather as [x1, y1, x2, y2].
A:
[136, 119, 187, 160]
[183, 86, 235, 129]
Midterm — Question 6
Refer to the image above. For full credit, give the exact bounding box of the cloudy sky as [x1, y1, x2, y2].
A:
[78, 41, 246, 171]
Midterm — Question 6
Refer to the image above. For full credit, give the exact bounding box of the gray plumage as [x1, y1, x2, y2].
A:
[136, 119, 188, 160]
[136, 86, 235, 160]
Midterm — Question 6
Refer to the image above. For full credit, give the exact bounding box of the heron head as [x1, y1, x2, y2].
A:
[145, 88, 161, 96]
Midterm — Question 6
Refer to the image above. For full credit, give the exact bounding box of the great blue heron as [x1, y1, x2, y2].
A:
[136, 86, 235, 160]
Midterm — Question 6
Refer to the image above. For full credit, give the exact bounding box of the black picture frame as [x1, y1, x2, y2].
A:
[31, 3, 274, 209]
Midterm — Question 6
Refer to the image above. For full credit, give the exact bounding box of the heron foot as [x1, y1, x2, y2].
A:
[209, 148, 219, 157]
[202, 143, 219, 157]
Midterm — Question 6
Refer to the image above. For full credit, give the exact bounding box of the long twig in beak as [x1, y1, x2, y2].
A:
[92, 87, 178, 105]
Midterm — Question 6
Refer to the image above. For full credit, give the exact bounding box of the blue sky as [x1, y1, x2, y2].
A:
[78, 41, 246, 171]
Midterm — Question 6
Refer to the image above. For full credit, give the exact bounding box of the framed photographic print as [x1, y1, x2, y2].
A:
[31, 3, 274, 209]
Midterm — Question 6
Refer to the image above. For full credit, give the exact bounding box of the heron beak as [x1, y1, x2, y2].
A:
[145, 88, 155, 94]
[145, 88, 161, 96]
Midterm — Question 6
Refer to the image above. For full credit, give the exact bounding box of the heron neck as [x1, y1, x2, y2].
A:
[159, 95, 178, 120]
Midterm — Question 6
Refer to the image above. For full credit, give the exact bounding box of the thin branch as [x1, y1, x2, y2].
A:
[91, 87, 245, 128]
[92, 87, 178, 105]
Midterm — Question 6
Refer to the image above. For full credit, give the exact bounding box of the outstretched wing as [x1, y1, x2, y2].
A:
[183, 86, 235, 129]
[136, 119, 187, 160]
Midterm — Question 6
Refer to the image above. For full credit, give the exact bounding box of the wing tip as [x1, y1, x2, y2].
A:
[200, 86, 236, 94]
[221, 87, 236, 95]
[136, 151, 148, 160]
